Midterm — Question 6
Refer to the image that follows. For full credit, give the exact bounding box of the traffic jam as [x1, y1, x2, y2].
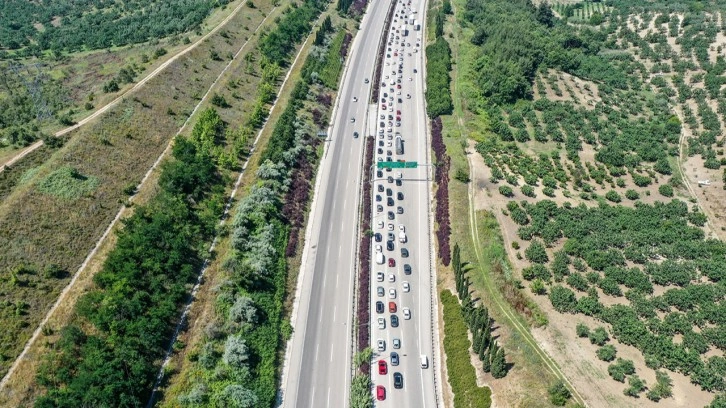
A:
[369, 1, 423, 402]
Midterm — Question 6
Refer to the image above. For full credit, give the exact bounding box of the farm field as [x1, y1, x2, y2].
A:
[0, 0, 281, 390]
[445, 0, 726, 406]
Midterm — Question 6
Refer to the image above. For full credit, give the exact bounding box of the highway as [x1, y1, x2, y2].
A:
[368, 1, 436, 406]
[281, 0, 395, 407]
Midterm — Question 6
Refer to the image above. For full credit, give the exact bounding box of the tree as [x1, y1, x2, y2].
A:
[647, 370, 673, 401]
[220, 384, 258, 408]
[659, 184, 674, 197]
[530, 278, 547, 295]
[491, 342, 508, 378]
[228, 295, 257, 326]
[624, 375, 646, 397]
[536, 2, 555, 27]
[223, 335, 250, 369]
[549, 285, 577, 313]
[499, 185, 514, 197]
[576, 323, 590, 338]
[596, 344, 617, 362]
[548, 380, 571, 406]
[589, 327, 609, 346]
[525, 239, 549, 263]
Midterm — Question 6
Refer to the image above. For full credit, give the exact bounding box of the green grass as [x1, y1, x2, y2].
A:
[441, 289, 492, 408]
[36, 167, 99, 199]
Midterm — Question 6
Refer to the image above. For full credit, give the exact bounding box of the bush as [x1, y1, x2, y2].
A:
[624, 375, 646, 397]
[605, 190, 621, 203]
[589, 327, 609, 346]
[596, 344, 617, 361]
[525, 239, 548, 263]
[425, 37, 453, 117]
[455, 167, 470, 183]
[576, 323, 590, 337]
[549, 285, 577, 313]
[659, 184, 674, 197]
[499, 185, 514, 197]
[625, 189, 640, 200]
[521, 184, 536, 197]
[548, 380, 571, 406]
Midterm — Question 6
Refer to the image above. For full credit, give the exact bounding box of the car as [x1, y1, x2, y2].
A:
[388, 301, 397, 313]
[391, 352, 400, 366]
[377, 157, 382, 162]
[396, 109, 401, 115]
[395, 172, 402, 179]
[397, 84, 401, 89]
[353, 96, 358, 102]
[386, 188, 393, 196]
[388, 211, 395, 220]
[375, 194, 382, 202]
[388, 273, 396, 282]
[393, 372, 403, 389]
[353, 131, 359, 138]
[399, 225, 405, 232]
[388, 176, 394, 183]
[413, 68, 417, 73]
[387, 141, 393, 147]
[376, 170, 383, 178]
[382, 104, 387, 110]
[388, 258, 396, 267]
[387, 150, 393, 156]
[376, 385, 386, 401]
[401, 248, 409, 257]
[378, 184, 384, 192]
[387, 232, 395, 241]
[388, 223, 394, 231]
[376, 204, 383, 213]
[398, 98, 402, 103]
[386, 240, 394, 251]
[377, 221, 384, 229]
[387, 197, 394, 206]
[365, 78, 369, 83]
[402, 281, 410, 292]
[377, 286, 385, 297]
[395, 179, 402, 186]
[378, 317, 386, 329]
[390, 315, 399, 327]
[393, 338, 401, 349]
[378, 339, 386, 351]
[374, 233, 382, 242]
[376, 271, 384, 281]
[375, 244, 382, 253]
[403, 307, 411, 320]
[378, 360, 388, 375]
[389, 288, 396, 299]
[397, 206, 403, 214]
[376, 301, 384, 313]
[404, 264, 412, 275]
[351, 117, 355, 123]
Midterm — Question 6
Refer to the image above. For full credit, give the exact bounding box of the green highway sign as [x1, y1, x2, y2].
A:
[377, 161, 418, 169]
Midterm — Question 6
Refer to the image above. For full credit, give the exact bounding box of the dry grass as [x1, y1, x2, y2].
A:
[0, 0, 279, 384]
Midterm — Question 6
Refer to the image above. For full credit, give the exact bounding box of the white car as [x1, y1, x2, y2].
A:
[388, 223, 394, 231]
[395, 172, 402, 179]
[378, 339, 386, 351]
[388, 274, 395, 283]
[375, 245, 383, 253]
[378, 317, 386, 329]
[402, 282, 410, 292]
[387, 141, 393, 147]
[377, 272, 385, 282]
[378, 221, 384, 229]
[389, 288, 397, 299]
[353, 97, 358, 102]
[403, 307, 411, 320]
[399, 225, 405, 232]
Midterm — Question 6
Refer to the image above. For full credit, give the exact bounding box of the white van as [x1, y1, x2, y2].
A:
[376, 252, 385, 265]
[420, 355, 428, 369]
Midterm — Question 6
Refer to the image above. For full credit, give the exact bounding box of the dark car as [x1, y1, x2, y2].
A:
[377, 148, 383, 155]
[377, 205, 383, 212]
[387, 240, 394, 251]
[376, 194, 382, 202]
[386, 188, 393, 196]
[387, 197, 394, 207]
[388, 258, 396, 267]
[404, 264, 412, 275]
[378, 184, 384, 192]
[391, 352, 400, 366]
[397, 192, 404, 200]
[390, 315, 399, 328]
[395, 179, 402, 186]
[377, 170, 383, 178]
[388, 211, 395, 220]
[401, 248, 409, 258]
[388, 176, 394, 183]
[376, 301, 384, 313]
[374, 233, 382, 242]
[393, 372, 403, 389]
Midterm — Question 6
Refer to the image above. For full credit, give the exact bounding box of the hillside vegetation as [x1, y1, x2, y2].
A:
[453, 0, 725, 405]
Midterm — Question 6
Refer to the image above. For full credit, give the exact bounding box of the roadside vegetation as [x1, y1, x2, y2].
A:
[455, 0, 726, 405]
[169, 13, 357, 407]
[424, 0, 453, 118]
[0, 0, 276, 389]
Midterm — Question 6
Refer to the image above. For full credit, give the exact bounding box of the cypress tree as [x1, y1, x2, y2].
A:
[482, 342, 492, 372]
[478, 332, 489, 362]
[492, 347, 508, 379]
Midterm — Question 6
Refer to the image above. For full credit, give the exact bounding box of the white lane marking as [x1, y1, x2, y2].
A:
[316, 343, 320, 362]
[327, 388, 331, 408]
[333, 305, 337, 323]
[330, 346, 335, 363]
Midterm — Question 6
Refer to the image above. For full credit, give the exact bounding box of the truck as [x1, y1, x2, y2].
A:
[414, 20, 420, 31]
[399, 231, 407, 243]
[408, 14, 415, 24]
[395, 135, 404, 155]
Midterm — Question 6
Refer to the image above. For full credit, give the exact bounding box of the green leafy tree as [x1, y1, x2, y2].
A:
[596, 344, 617, 362]
[548, 380, 571, 406]
[525, 239, 548, 263]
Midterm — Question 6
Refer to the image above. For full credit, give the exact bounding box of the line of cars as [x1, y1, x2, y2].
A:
[371, 0, 424, 402]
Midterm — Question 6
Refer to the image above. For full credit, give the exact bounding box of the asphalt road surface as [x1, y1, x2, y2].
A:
[282, 0, 396, 407]
[368, 1, 436, 406]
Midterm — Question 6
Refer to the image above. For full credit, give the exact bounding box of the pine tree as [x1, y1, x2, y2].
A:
[478, 333, 489, 363]
[491, 347, 508, 379]
[481, 344, 491, 372]
[481, 323, 491, 352]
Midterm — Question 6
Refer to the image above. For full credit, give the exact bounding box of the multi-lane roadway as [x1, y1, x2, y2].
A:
[368, 1, 436, 406]
[282, 0, 396, 407]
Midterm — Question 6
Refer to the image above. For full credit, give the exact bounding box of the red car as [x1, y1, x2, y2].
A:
[397, 84, 401, 89]
[377, 385, 386, 401]
[388, 301, 397, 313]
[396, 110, 401, 115]
[378, 359, 388, 375]
[388, 258, 396, 267]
